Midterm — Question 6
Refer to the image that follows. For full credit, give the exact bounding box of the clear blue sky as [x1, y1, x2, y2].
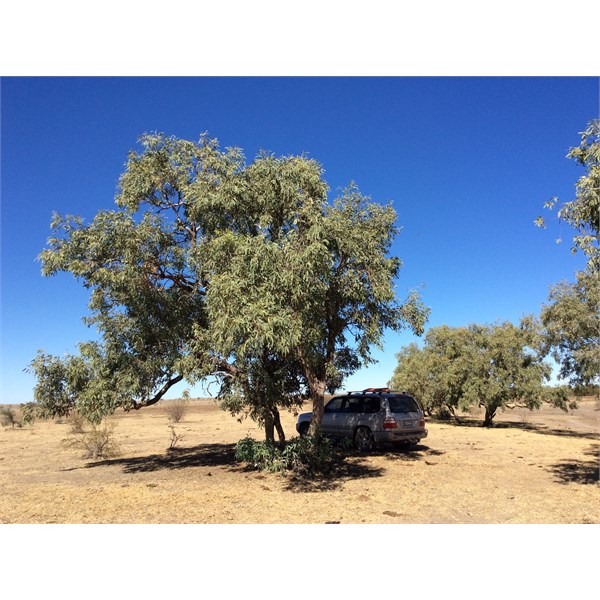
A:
[1, 77, 598, 403]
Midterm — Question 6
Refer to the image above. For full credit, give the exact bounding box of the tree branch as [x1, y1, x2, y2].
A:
[131, 374, 184, 409]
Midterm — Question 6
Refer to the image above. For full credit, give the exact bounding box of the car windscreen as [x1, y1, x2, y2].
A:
[388, 395, 420, 413]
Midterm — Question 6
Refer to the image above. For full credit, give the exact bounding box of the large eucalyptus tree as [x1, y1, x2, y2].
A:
[30, 133, 428, 438]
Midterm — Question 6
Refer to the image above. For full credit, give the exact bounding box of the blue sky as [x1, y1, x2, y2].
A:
[1, 76, 598, 403]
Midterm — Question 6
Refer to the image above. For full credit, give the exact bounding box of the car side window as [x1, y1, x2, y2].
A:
[324, 397, 344, 413]
[342, 397, 365, 413]
[363, 397, 381, 413]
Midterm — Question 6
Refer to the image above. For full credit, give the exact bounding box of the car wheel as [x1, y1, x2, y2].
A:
[298, 422, 310, 437]
[354, 426, 374, 452]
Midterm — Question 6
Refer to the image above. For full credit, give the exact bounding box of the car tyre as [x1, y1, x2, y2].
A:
[354, 426, 374, 452]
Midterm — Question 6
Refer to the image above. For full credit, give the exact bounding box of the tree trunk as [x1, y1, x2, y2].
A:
[308, 378, 326, 435]
[273, 407, 286, 446]
[448, 404, 463, 425]
[264, 412, 275, 444]
[297, 349, 326, 435]
[483, 407, 496, 427]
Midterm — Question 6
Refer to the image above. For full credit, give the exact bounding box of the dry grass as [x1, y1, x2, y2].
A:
[0, 397, 598, 524]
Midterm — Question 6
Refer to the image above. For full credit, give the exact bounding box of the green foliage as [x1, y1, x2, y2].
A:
[234, 435, 334, 476]
[540, 269, 600, 388]
[537, 119, 599, 271]
[390, 321, 563, 426]
[235, 437, 282, 472]
[280, 434, 335, 476]
[31, 132, 428, 441]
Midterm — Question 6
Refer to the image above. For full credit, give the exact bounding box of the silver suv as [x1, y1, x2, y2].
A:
[296, 388, 428, 451]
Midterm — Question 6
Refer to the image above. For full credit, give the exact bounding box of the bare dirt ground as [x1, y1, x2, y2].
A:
[1, 397, 598, 524]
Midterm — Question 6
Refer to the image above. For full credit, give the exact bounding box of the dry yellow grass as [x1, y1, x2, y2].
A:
[0, 397, 598, 524]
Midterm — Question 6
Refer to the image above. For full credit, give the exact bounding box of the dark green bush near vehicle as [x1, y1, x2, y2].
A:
[235, 434, 334, 476]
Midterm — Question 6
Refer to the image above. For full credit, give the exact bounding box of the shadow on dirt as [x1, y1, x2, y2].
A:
[431, 417, 598, 441]
[378, 444, 446, 462]
[283, 457, 385, 492]
[547, 445, 599, 485]
[80, 441, 441, 491]
[282, 444, 444, 492]
[83, 442, 238, 473]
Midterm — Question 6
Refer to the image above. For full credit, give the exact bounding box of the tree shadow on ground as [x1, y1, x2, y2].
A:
[83, 442, 391, 491]
[283, 456, 385, 492]
[82, 442, 238, 473]
[432, 417, 598, 441]
[282, 444, 444, 492]
[79, 441, 439, 492]
[377, 443, 446, 462]
[547, 444, 599, 485]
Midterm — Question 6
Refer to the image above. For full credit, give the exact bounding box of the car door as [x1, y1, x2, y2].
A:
[321, 396, 345, 437]
[338, 396, 366, 438]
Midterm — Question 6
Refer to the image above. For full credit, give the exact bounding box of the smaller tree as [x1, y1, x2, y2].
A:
[389, 343, 434, 414]
[464, 322, 559, 427]
[390, 322, 571, 426]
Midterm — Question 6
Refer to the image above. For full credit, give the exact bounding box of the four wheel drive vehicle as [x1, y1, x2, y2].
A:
[296, 388, 428, 451]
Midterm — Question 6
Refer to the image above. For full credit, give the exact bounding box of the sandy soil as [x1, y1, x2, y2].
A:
[0, 397, 598, 524]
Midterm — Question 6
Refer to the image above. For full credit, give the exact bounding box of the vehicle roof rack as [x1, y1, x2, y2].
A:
[345, 388, 410, 395]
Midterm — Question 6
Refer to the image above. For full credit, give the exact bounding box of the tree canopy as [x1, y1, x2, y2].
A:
[540, 269, 599, 389]
[30, 133, 429, 438]
[536, 118, 599, 272]
[389, 321, 571, 426]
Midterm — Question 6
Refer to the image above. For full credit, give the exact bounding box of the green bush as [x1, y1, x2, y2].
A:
[235, 434, 334, 476]
[235, 437, 282, 472]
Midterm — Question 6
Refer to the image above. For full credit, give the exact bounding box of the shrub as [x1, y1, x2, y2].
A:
[67, 411, 88, 434]
[165, 399, 188, 423]
[167, 424, 184, 450]
[235, 434, 334, 476]
[63, 420, 120, 459]
[1, 406, 20, 428]
[235, 437, 282, 472]
[280, 434, 334, 476]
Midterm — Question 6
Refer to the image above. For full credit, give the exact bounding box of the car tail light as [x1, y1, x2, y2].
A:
[383, 416, 397, 429]
[419, 416, 425, 427]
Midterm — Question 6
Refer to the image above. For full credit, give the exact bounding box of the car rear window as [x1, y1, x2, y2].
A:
[388, 395, 420, 413]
